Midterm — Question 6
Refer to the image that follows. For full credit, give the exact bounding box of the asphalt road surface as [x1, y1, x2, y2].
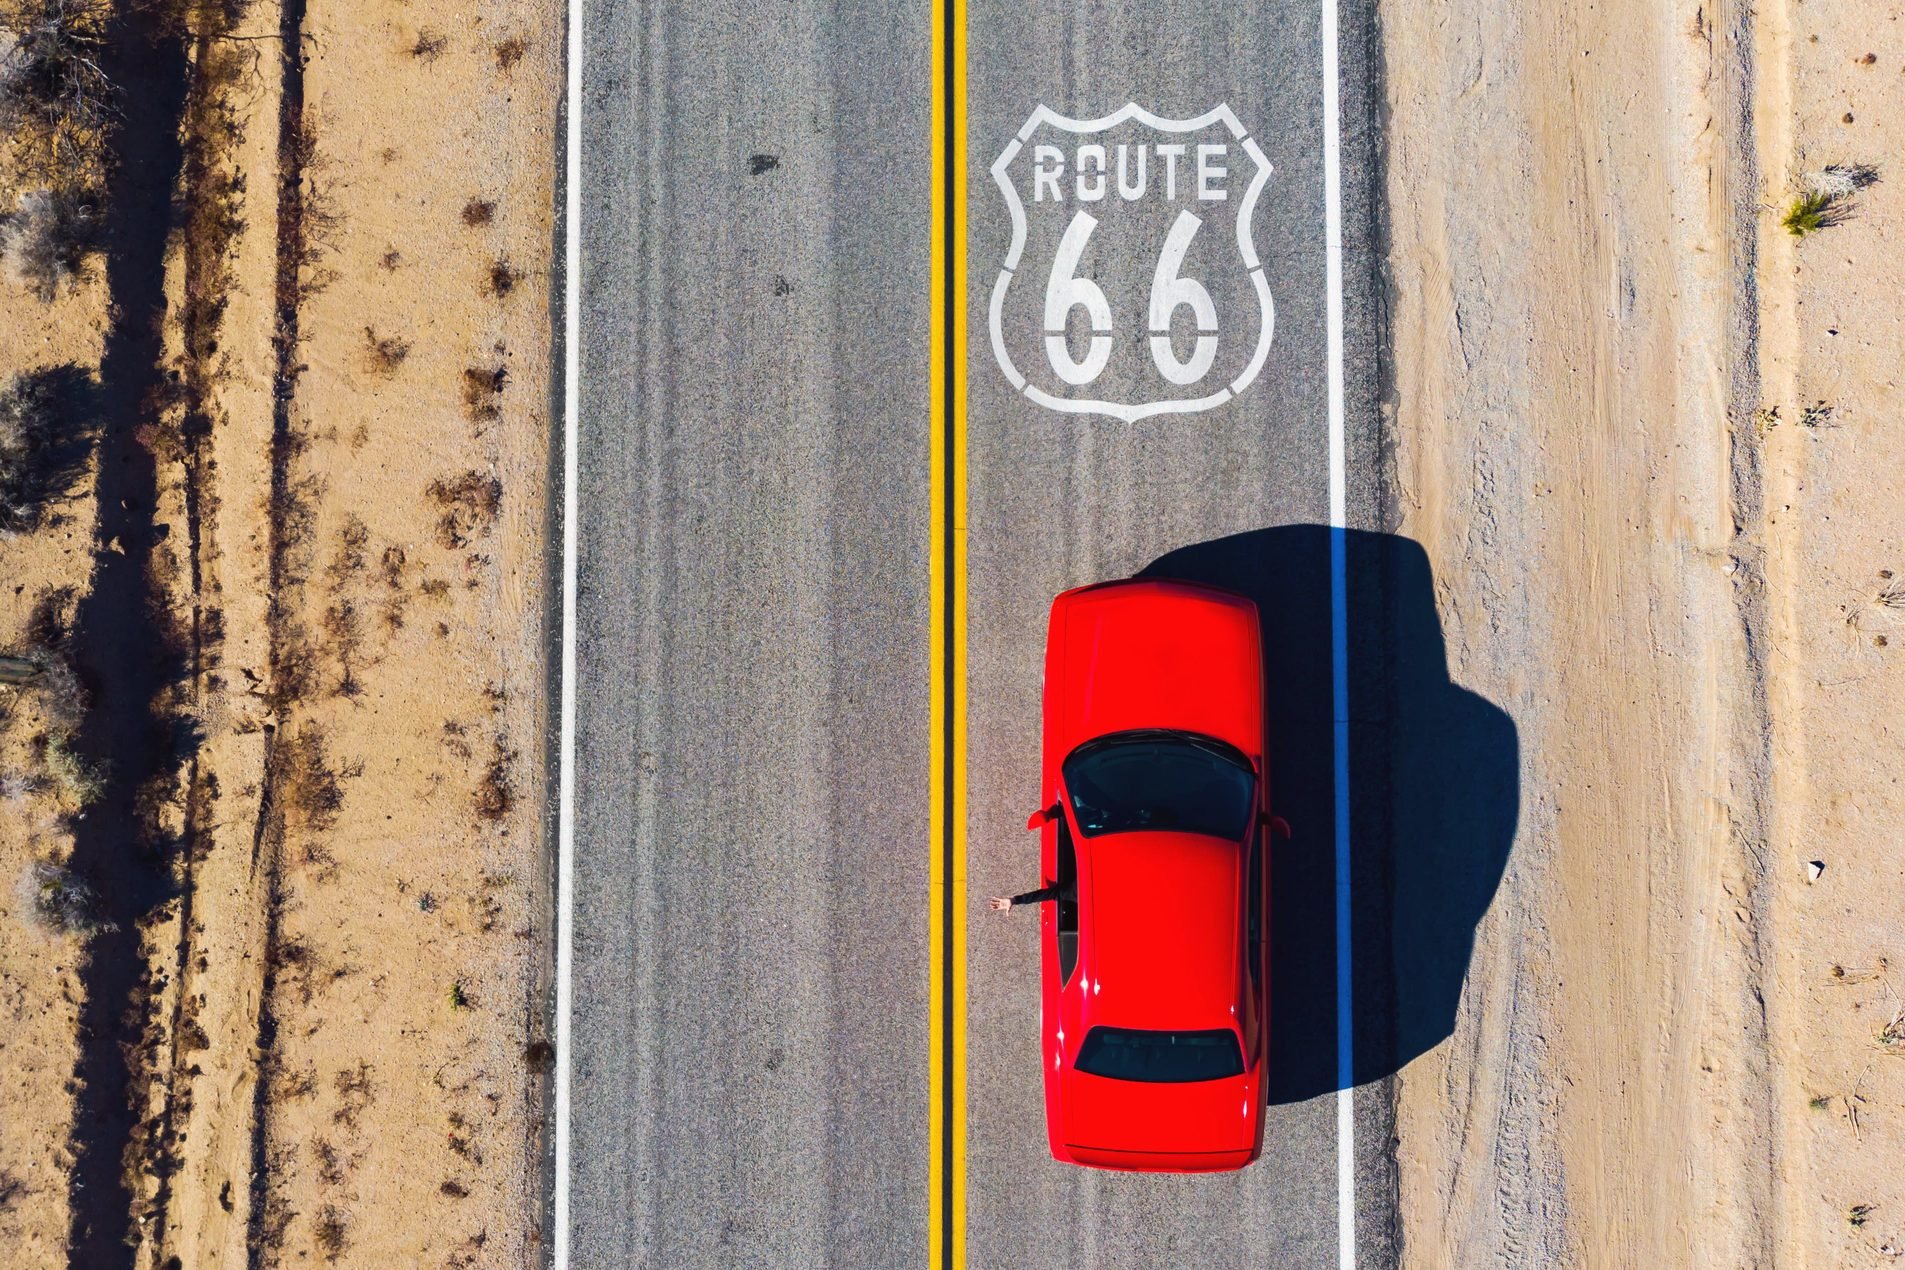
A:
[567, 0, 1396, 1265]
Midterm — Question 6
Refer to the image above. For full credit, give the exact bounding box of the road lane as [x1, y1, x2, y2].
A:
[568, 3, 933, 1264]
[566, 0, 1398, 1262]
[960, 0, 1394, 1264]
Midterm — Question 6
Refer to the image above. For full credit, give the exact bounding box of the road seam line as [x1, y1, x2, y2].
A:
[1322, 0, 1356, 1263]
[553, 0, 581, 1256]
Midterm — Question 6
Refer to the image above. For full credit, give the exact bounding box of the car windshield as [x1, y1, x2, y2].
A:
[1074, 1026, 1246, 1083]
[1061, 730, 1254, 840]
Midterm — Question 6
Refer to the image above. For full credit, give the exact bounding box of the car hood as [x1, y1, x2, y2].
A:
[1046, 580, 1263, 759]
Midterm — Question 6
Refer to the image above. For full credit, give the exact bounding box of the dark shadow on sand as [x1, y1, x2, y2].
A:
[1142, 525, 1519, 1101]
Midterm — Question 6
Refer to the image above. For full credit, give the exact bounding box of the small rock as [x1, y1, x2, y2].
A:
[1807, 860, 1825, 882]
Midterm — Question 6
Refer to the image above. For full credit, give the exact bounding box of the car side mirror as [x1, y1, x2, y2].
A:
[1264, 813, 1292, 841]
[1026, 803, 1061, 831]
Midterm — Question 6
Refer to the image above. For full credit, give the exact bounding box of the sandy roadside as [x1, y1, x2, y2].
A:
[0, 275, 107, 1265]
[1381, 0, 1905, 1262]
[1757, 0, 1905, 1260]
[0, 0, 560, 1259]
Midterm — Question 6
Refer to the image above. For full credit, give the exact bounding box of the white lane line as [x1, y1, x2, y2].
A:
[1321, 0, 1356, 1263]
[553, 0, 582, 1257]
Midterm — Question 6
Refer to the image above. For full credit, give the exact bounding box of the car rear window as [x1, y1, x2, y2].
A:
[1073, 1026, 1245, 1083]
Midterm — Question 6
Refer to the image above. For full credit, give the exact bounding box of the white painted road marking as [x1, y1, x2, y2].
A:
[553, 0, 581, 1257]
[987, 103, 1274, 423]
[1323, 0, 1357, 1262]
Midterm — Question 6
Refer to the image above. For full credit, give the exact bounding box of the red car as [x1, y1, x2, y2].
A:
[1027, 578, 1279, 1172]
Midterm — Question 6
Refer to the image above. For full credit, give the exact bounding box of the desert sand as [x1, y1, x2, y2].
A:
[1382, 0, 1905, 1262]
[0, 0, 559, 1262]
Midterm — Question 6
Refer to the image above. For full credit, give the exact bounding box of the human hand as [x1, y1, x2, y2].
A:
[988, 896, 1012, 912]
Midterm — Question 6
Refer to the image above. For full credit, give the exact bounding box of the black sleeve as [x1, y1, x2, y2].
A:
[1009, 885, 1060, 907]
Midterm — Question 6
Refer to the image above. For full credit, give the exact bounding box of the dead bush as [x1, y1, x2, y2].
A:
[0, 0, 117, 185]
[282, 727, 343, 830]
[427, 470, 501, 548]
[486, 257, 520, 298]
[408, 28, 446, 60]
[43, 734, 101, 806]
[0, 186, 99, 298]
[460, 198, 494, 226]
[493, 37, 527, 71]
[362, 326, 411, 376]
[474, 739, 513, 822]
[10, 646, 84, 736]
[313, 1205, 348, 1258]
[0, 363, 95, 532]
[17, 858, 109, 935]
[327, 515, 369, 584]
[460, 365, 506, 423]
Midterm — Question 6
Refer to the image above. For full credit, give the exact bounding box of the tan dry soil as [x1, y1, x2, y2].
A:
[0, 283, 107, 1267]
[0, 0, 560, 1262]
[1383, 0, 1905, 1262]
[231, 0, 561, 1262]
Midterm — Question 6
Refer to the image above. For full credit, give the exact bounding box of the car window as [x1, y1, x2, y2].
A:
[1062, 730, 1254, 840]
[1057, 814, 1078, 985]
[1073, 1026, 1245, 1083]
[1247, 823, 1263, 989]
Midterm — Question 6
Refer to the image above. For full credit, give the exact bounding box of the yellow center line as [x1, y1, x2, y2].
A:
[928, 0, 967, 1264]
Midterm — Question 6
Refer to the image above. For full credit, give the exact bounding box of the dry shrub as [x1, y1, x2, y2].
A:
[460, 364, 507, 422]
[493, 37, 527, 71]
[0, 364, 95, 531]
[0, 186, 98, 298]
[282, 727, 343, 830]
[42, 734, 101, 806]
[362, 326, 411, 376]
[16, 647, 84, 736]
[408, 28, 446, 60]
[17, 859, 106, 934]
[486, 257, 519, 298]
[474, 739, 513, 822]
[460, 198, 493, 226]
[0, 0, 116, 187]
[313, 1205, 348, 1258]
[427, 470, 502, 548]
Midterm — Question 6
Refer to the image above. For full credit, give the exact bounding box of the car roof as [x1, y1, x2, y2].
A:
[1081, 829, 1242, 1030]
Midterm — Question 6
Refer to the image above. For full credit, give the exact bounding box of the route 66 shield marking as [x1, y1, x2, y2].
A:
[988, 104, 1275, 424]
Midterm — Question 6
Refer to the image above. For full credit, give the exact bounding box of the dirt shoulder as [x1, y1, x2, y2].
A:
[0, 0, 560, 1260]
[1382, 0, 1905, 1260]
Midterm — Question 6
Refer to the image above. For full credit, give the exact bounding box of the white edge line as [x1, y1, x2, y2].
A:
[553, 0, 581, 1256]
[1323, 0, 1356, 1264]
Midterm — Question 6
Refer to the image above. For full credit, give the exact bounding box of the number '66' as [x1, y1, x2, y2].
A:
[1042, 209, 1217, 388]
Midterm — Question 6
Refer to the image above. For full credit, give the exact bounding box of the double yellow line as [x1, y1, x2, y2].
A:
[927, 0, 967, 1265]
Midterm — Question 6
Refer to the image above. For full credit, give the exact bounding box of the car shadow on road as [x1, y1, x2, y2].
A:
[1140, 525, 1519, 1102]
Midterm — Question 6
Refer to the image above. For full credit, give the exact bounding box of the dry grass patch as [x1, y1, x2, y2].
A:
[486, 257, 520, 298]
[407, 29, 447, 61]
[427, 471, 501, 548]
[493, 37, 528, 71]
[362, 326, 411, 376]
[460, 365, 506, 422]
